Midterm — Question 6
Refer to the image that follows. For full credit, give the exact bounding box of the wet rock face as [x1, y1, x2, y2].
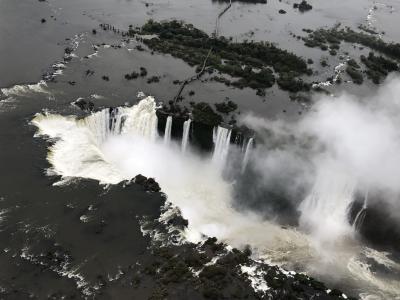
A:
[72, 98, 94, 111]
[130, 230, 355, 300]
[134, 174, 161, 192]
[137, 203, 354, 300]
[349, 198, 400, 253]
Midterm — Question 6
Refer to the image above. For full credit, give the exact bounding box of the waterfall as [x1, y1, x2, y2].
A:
[352, 190, 368, 231]
[82, 107, 126, 146]
[121, 97, 158, 141]
[213, 126, 217, 144]
[164, 116, 172, 145]
[81, 96, 159, 144]
[241, 137, 254, 173]
[32, 96, 159, 183]
[212, 126, 232, 168]
[299, 161, 356, 244]
[181, 119, 191, 153]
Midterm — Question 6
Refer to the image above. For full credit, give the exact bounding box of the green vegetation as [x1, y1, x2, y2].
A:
[293, 1, 312, 12]
[132, 215, 356, 300]
[139, 20, 312, 93]
[347, 58, 360, 69]
[303, 27, 400, 60]
[191, 102, 223, 126]
[212, 0, 267, 3]
[277, 72, 310, 92]
[361, 52, 399, 84]
[140, 66, 148, 77]
[147, 75, 160, 84]
[303, 27, 400, 84]
[215, 100, 238, 114]
[346, 66, 363, 84]
[358, 24, 379, 35]
[124, 71, 139, 80]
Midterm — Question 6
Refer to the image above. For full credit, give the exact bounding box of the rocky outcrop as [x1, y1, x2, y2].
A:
[134, 174, 161, 192]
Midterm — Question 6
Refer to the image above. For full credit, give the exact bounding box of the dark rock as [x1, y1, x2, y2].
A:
[72, 99, 95, 112]
[136, 45, 145, 51]
[147, 75, 160, 84]
[294, 0, 312, 12]
[167, 215, 189, 228]
[124, 71, 139, 80]
[85, 69, 95, 76]
[134, 174, 161, 192]
[139, 67, 148, 77]
[64, 47, 73, 55]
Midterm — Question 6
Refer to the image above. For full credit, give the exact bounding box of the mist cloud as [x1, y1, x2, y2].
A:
[241, 76, 400, 243]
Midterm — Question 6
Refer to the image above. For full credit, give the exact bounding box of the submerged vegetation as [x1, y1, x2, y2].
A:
[215, 100, 238, 114]
[138, 20, 312, 94]
[124, 71, 139, 80]
[346, 66, 363, 85]
[361, 52, 399, 84]
[212, 0, 267, 3]
[293, 1, 313, 12]
[303, 27, 400, 83]
[302, 27, 400, 59]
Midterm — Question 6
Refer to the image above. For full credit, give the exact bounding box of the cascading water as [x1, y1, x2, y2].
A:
[32, 96, 400, 299]
[212, 126, 232, 168]
[299, 160, 356, 247]
[212, 126, 217, 144]
[33, 97, 303, 253]
[164, 116, 172, 145]
[242, 137, 254, 173]
[181, 119, 191, 153]
[352, 190, 368, 232]
[32, 96, 159, 183]
[84, 97, 159, 143]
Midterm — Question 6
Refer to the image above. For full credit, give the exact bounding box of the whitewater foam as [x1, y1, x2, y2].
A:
[32, 95, 400, 299]
[1, 80, 49, 98]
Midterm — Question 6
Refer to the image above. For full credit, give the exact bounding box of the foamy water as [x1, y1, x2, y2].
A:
[1, 80, 49, 98]
[32, 96, 400, 299]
